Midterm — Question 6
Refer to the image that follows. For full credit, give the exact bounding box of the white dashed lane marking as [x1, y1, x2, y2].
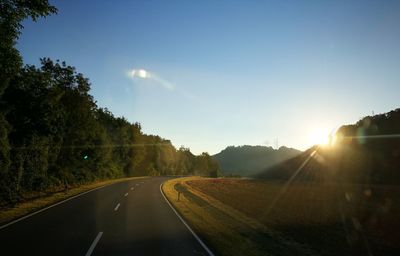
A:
[85, 232, 103, 256]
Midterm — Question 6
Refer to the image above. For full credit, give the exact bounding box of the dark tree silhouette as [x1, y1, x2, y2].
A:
[213, 145, 301, 176]
[0, 1, 219, 204]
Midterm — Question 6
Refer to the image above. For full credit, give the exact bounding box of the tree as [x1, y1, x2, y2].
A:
[0, 1, 222, 204]
[0, 0, 57, 203]
[193, 152, 220, 177]
[0, 0, 57, 94]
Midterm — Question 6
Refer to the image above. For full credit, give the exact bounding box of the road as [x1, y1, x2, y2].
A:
[0, 177, 211, 256]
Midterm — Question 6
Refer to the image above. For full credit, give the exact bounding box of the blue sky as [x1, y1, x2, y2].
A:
[17, 0, 400, 154]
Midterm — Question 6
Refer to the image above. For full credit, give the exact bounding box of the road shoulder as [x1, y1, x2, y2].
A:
[162, 177, 311, 256]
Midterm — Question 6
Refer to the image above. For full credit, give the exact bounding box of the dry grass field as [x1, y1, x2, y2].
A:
[164, 177, 400, 256]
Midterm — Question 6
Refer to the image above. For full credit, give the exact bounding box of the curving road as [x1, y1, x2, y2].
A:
[0, 177, 211, 256]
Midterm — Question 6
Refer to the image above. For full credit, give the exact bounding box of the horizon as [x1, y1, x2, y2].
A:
[17, 0, 400, 155]
[2, 2, 400, 255]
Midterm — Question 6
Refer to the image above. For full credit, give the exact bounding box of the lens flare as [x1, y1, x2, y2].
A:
[127, 68, 175, 91]
[130, 69, 148, 78]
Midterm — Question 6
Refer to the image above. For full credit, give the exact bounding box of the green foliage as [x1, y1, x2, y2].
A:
[0, 0, 56, 203]
[0, 0, 57, 94]
[0, 1, 220, 204]
[0, 113, 11, 201]
[0, 57, 220, 204]
[193, 152, 220, 177]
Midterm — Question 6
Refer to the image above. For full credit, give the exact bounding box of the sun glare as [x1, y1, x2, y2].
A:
[308, 127, 331, 146]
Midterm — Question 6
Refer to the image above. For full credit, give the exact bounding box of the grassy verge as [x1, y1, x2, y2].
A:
[163, 177, 400, 256]
[162, 177, 310, 256]
[0, 176, 145, 226]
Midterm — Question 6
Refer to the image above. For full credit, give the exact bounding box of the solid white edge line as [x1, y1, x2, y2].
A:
[85, 231, 103, 256]
[160, 182, 215, 256]
[114, 203, 120, 211]
[0, 184, 109, 230]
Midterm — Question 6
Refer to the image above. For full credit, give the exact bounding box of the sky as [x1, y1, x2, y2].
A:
[17, 0, 400, 154]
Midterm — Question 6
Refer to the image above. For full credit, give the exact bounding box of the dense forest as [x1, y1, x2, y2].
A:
[258, 109, 400, 185]
[0, 0, 219, 205]
[213, 145, 300, 176]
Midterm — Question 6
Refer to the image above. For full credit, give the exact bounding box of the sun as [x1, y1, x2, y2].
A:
[308, 127, 331, 146]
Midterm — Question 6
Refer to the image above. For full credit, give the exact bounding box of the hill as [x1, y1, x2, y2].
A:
[213, 145, 301, 176]
[257, 108, 400, 185]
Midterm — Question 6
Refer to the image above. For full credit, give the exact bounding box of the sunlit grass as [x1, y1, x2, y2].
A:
[165, 177, 400, 256]
[162, 177, 311, 256]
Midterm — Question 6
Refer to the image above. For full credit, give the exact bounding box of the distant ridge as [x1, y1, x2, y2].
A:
[212, 145, 301, 177]
[257, 108, 400, 185]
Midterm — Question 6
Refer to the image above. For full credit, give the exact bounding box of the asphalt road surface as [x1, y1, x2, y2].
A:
[0, 177, 211, 256]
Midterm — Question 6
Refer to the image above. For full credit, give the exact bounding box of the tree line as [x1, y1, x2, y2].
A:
[0, 1, 219, 204]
